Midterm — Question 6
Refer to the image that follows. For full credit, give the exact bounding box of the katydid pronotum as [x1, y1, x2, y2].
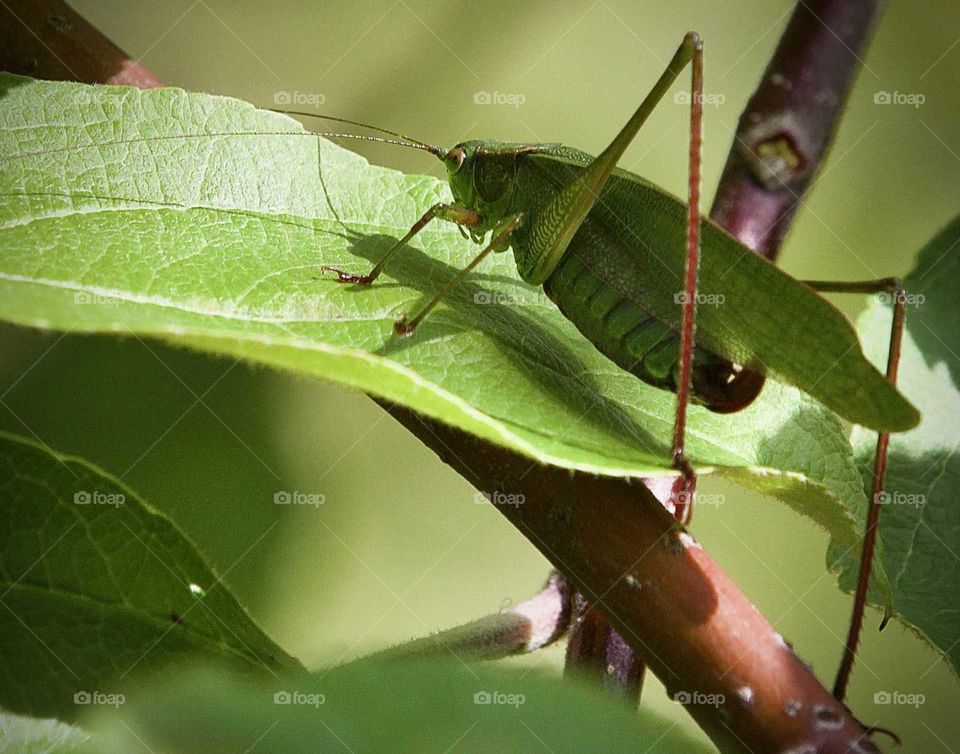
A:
[304, 33, 919, 703]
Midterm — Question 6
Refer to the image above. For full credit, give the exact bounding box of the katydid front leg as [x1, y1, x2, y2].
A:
[322, 202, 481, 284]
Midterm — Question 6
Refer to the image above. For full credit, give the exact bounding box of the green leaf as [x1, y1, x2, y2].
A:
[0, 432, 304, 722]
[0, 713, 88, 753]
[0, 75, 887, 586]
[829, 216, 960, 677]
[83, 659, 713, 753]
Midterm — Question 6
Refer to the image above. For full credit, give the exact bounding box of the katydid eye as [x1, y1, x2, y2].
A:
[446, 146, 466, 172]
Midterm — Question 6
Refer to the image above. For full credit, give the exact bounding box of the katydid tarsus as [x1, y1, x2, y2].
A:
[8, 33, 920, 707]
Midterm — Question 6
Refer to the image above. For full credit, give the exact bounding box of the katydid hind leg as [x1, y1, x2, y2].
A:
[669, 34, 705, 524]
[395, 213, 524, 336]
[322, 202, 481, 284]
[804, 278, 908, 702]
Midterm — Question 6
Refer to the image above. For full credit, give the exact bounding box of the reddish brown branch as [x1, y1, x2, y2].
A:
[382, 404, 876, 753]
[564, 592, 645, 702]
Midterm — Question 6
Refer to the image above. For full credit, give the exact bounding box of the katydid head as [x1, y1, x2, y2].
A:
[276, 118, 519, 246]
[442, 140, 529, 227]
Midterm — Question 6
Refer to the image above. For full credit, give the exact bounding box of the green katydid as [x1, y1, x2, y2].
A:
[303, 32, 918, 702]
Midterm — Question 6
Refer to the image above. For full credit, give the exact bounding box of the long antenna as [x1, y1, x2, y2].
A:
[268, 107, 445, 158]
[304, 131, 441, 156]
[10, 130, 442, 161]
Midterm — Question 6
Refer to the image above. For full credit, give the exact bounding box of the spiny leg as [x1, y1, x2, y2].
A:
[395, 213, 524, 336]
[804, 277, 907, 702]
[322, 202, 481, 284]
[669, 35, 705, 525]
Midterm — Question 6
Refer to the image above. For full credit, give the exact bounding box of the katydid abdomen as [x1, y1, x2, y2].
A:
[541, 247, 765, 412]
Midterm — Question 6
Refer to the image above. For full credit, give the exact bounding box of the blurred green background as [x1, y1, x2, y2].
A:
[3, 0, 959, 750]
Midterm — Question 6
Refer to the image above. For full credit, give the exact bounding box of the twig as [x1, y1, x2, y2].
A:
[564, 592, 645, 702]
[356, 572, 570, 663]
[381, 403, 877, 753]
[0, 0, 162, 88]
